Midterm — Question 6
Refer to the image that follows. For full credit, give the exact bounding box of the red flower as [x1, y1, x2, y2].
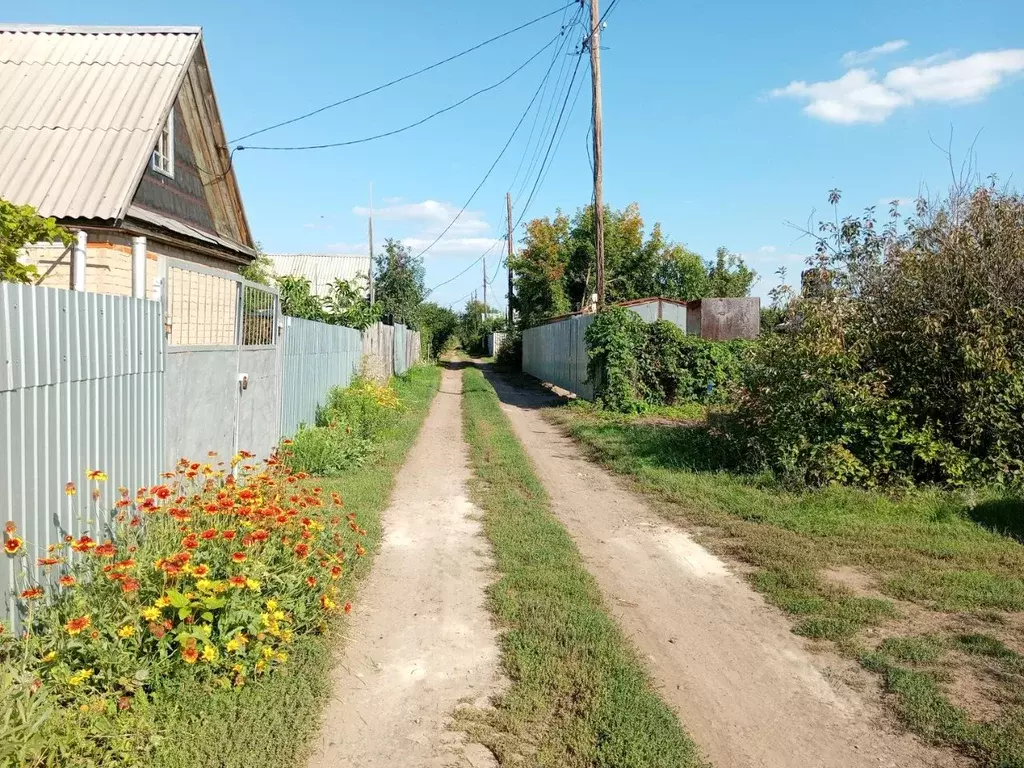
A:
[294, 543, 310, 559]
[70, 535, 96, 552]
[306, 576, 317, 588]
[4, 536, 24, 555]
[121, 578, 140, 594]
[149, 622, 166, 639]
[231, 552, 247, 564]
[222, 530, 237, 541]
[65, 482, 77, 497]
[168, 507, 191, 521]
[94, 541, 116, 558]
[192, 564, 210, 578]
[344, 601, 353, 614]
[4, 521, 17, 534]
[181, 535, 199, 550]
[330, 565, 343, 580]
[20, 587, 44, 600]
[152, 485, 172, 500]
[65, 615, 91, 635]
[199, 528, 218, 541]
[58, 575, 77, 588]
[37, 556, 63, 566]
[228, 575, 247, 588]
[251, 529, 269, 543]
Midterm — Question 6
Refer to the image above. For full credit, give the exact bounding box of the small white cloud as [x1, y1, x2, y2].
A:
[771, 48, 1024, 123]
[840, 39, 909, 68]
[352, 199, 490, 238]
[758, 245, 777, 254]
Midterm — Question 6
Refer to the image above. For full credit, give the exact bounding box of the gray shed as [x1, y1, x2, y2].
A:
[616, 297, 688, 329]
[686, 298, 760, 340]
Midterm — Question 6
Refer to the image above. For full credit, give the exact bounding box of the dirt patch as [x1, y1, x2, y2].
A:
[485, 367, 966, 768]
[307, 368, 503, 768]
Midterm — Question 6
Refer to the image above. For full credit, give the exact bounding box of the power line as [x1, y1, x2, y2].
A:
[418, 18, 581, 275]
[535, 60, 589, 202]
[229, 2, 577, 144]
[428, 237, 505, 295]
[237, 33, 560, 152]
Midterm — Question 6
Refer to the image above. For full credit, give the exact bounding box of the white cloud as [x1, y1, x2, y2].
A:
[771, 48, 1024, 123]
[400, 236, 501, 257]
[758, 245, 777, 254]
[352, 199, 490, 237]
[840, 39, 908, 68]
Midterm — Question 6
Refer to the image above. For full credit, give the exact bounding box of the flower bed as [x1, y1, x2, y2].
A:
[1, 453, 366, 765]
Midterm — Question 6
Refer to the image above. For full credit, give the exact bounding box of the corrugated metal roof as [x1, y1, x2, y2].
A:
[0, 27, 198, 221]
[269, 254, 372, 297]
[127, 205, 256, 259]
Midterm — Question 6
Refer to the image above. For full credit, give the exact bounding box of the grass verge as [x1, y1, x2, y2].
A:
[150, 365, 441, 768]
[460, 365, 703, 768]
[547, 399, 1024, 767]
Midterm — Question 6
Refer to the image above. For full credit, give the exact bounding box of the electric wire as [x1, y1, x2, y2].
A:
[229, 2, 577, 144]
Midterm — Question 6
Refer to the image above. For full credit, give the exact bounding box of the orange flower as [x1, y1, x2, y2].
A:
[251, 529, 269, 543]
[121, 578, 140, 594]
[199, 528, 218, 541]
[344, 601, 353, 614]
[222, 530, 237, 541]
[20, 587, 44, 600]
[66, 615, 92, 635]
[4, 536, 25, 555]
[168, 507, 191, 522]
[192, 564, 210, 578]
[231, 552, 246, 564]
[152, 485, 172, 500]
[330, 565, 343, 580]
[306, 576, 317, 588]
[228, 575, 247, 588]
[294, 543, 310, 559]
[58, 575, 77, 588]
[65, 482, 77, 496]
[4, 521, 15, 534]
[181, 646, 199, 664]
[94, 541, 116, 558]
[86, 469, 107, 482]
[355, 543, 366, 557]
[181, 535, 199, 550]
[70, 535, 96, 552]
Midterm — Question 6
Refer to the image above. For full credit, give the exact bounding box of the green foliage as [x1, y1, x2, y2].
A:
[283, 425, 372, 475]
[457, 300, 505, 354]
[238, 244, 274, 286]
[413, 302, 458, 358]
[0, 667, 53, 766]
[277, 275, 327, 322]
[495, 327, 523, 370]
[0, 198, 72, 284]
[318, 377, 402, 441]
[374, 239, 425, 325]
[510, 202, 755, 327]
[586, 309, 746, 412]
[276, 274, 381, 330]
[735, 183, 1024, 488]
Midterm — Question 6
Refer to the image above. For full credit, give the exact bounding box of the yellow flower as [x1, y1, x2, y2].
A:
[265, 599, 279, 611]
[271, 609, 286, 622]
[275, 651, 288, 664]
[226, 634, 248, 654]
[154, 596, 171, 608]
[279, 628, 294, 643]
[262, 646, 275, 660]
[245, 578, 261, 592]
[231, 664, 244, 674]
[141, 606, 161, 622]
[41, 651, 57, 663]
[255, 659, 267, 673]
[68, 668, 94, 686]
[196, 579, 217, 593]
[196, 624, 213, 639]
[202, 645, 218, 662]
[117, 625, 136, 639]
[86, 470, 108, 482]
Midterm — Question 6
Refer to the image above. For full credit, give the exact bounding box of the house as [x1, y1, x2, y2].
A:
[269, 253, 372, 298]
[0, 25, 255, 299]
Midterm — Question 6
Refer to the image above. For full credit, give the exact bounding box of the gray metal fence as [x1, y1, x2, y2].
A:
[280, 316, 362, 436]
[522, 314, 596, 400]
[0, 283, 164, 622]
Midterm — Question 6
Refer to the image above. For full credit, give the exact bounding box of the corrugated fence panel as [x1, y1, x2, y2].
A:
[522, 314, 595, 400]
[0, 283, 164, 626]
[280, 316, 362, 437]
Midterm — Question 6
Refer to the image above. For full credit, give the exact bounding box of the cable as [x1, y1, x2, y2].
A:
[237, 33, 560, 153]
[230, 2, 577, 144]
[428, 237, 505, 295]
[417, 21, 580, 274]
[448, 287, 477, 309]
[534, 61, 589, 202]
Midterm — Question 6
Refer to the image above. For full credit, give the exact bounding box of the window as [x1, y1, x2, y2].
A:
[152, 115, 174, 177]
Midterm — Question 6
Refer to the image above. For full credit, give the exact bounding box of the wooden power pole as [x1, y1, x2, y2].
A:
[368, 182, 375, 306]
[589, 0, 606, 311]
[506, 192, 514, 327]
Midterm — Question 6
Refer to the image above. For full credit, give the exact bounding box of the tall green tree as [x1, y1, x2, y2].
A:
[413, 302, 459, 358]
[374, 238, 425, 325]
[706, 247, 757, 297]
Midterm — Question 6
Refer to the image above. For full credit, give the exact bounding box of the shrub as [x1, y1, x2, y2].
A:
[283, 425, 372, 475]
[736, 184, 1024, 487]
[586, 309, 746, 412]
[495, 328, 523, 371]
[0, 456, 365, 764]
[318, 377, 402, 442]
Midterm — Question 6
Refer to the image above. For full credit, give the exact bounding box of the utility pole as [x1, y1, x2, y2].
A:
[483, 257, 487, 315]
[506, 192, 514, 327]
[589, 0, 606, 311]
[368, 182, 375, 305]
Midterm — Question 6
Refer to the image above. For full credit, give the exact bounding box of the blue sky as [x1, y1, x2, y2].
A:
[12, 0, 1024, 307]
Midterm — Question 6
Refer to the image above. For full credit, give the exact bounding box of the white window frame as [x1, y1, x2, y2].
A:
[152, 114, 174, 178]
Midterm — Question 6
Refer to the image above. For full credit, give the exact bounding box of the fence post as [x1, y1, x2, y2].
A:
[131, 236, 147, 299]
[71, 230, 87, 291]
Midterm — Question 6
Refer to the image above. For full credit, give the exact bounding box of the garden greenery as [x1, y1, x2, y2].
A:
[0, 198, 72, 284]
[585, 307, 746, 413]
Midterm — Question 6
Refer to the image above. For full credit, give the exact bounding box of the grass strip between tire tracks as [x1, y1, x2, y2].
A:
[460, 365, 704, 768]
[150, 365, 442, 768]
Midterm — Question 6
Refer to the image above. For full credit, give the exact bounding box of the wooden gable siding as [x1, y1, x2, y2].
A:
[131, 101, 217, 233]
[177, 46, 253, 249]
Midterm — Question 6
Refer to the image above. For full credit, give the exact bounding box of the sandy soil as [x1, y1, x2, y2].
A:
[307, 366, 502, 768]
[482, 367, 967, 768]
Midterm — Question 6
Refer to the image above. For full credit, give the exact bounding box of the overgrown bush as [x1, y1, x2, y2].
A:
[586, 308, 746, 412]
[737, 184, 1024, 487]
[1, 198, 71, 284]
[495, 328, 523, 370]
[282, 425, 372, 475]
[318, 377, 402, 441]
[0, 456, 365, 765]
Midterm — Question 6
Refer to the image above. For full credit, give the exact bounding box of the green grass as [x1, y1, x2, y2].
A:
[459, 366, 703, 768]
[150, 365, 442, 768]
[546, 400, 1024, 766]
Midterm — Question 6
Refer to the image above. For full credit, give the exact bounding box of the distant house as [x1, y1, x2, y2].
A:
[269, 254, 372, 298]
[0, 25, 256, 296]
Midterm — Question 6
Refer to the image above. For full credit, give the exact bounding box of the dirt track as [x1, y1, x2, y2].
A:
[482, 366, 964, 768]
[308, 366, 501, 768]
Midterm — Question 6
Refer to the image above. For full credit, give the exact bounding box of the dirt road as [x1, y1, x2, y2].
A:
[308, 366, 501, 768]
[482, 366, 963, 768]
